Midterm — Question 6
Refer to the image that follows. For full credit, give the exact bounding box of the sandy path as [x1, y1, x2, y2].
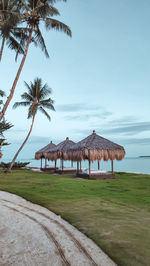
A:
[0, 191, 117, 266]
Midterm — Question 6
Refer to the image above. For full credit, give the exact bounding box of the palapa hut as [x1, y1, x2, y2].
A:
[35, 141, 57, 170]
[47, 137, 76, 174]
[66, 130, 125, 179]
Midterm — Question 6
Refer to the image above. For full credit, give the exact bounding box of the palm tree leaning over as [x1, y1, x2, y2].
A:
[6, 78, 55, 173]
[0, 0, 71, 121]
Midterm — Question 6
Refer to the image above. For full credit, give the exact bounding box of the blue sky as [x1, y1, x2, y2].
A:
[1, 0, 150, 160]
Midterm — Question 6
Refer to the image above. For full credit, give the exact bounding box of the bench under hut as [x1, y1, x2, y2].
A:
[46, 137, 77, 174]
[35, 141, 57, 171]
[66, 130, 125, 179]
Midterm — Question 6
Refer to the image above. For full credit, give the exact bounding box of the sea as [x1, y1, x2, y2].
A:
[4, 156, 150, 175]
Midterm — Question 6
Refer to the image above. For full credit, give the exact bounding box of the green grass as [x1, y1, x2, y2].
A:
[0, 170, 150, 266]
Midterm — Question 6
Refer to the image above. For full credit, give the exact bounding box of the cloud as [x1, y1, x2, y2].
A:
[76, 121, 150, 137]
[120, 138, 150, 145]
[56, 103, 112, 122]
[109, 116, 138, 125]
[64, 111, 112, 121]
[101, 122, 150, 136]
[56, 103, 105, 113]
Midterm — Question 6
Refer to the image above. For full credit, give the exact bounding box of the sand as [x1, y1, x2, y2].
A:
[0, 191, 117, 266]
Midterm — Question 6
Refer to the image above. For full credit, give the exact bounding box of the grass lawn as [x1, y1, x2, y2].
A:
[0, 170, 150, 266]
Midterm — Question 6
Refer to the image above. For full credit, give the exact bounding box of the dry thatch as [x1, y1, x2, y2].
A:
[35, 141, 56, 160]
[66, 130, 125, 162]
[47, 137, 76, 161]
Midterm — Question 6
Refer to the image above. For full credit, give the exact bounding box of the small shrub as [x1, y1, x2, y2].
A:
[0, 161, 30, 169]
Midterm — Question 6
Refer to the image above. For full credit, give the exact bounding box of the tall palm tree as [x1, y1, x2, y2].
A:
[6, 77, 55, 172]
[0, 0, 22, 60]
[0, 0, 71, 121]
[0, 0, 37, 61]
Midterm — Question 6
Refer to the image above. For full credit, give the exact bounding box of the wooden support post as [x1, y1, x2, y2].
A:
[77, 161, 79, 175]
[62, 159, 64, 171]
[45, 158, 47, 168]
[55, 160, 57, 170]
[89, 160, 91, 178]
[41, 158, 42, 169]
[98, 161, 100, 170]
[88, 150, 91, 178]
[111, 160, 114, 174]
[71, 161, 73, 168]
[80, 161, 82, 172]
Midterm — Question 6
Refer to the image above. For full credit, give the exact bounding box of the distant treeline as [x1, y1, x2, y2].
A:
[139, 156, 150, 158]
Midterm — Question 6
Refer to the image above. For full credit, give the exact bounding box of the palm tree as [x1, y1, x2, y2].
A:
[6, 77, 55, 172]
[0, 0, 37, 61]
[0, 0, 22, 60]
[0, 120, 13, 158]
[0, 0, 71, 121]
[0, 87, 13, 157]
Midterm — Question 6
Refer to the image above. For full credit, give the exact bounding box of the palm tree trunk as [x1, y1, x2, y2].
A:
[6, 113, 35, 173]
[0, 37, 5, 61]
[0, 25, 34, 121]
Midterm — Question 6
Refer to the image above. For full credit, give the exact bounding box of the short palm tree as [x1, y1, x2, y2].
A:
[0, 88, 13, 157]
[6, 77, 55, 172]
[0, 0, 71, 121]
[0, 120, 13, 158]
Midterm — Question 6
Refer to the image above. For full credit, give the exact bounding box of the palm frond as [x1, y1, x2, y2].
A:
[45, 18, 72, 37]
[6, 35, 24, 54]
[35, 2, 60, 17]
[0, 138, 9, 146]
[39, 106, 51, 121]
[27, 103, 38, 118]
[0, 120, 13, 136]
[34, 25, 49, 58]
[13, 101, 30, 109]
[43, 0, 67, 4]
[24, 81, 35, 97]
[14, 26, 32, 61]
[0, 89, 5, 97]
[21, 93, 33, 102]
[39, 98, 55, 111]
[39, 84, 52, 99]
[19, 0, 31, 13]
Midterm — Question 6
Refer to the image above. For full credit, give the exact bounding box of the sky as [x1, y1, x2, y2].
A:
[1, 0, 150, 160]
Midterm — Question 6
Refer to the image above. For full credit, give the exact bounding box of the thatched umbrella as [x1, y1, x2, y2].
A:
[35, 141, 56, 168]
[66, 130, 125, 176]
[47, 137, 76, 170]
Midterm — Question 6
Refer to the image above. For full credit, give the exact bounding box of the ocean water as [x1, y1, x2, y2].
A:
[8, 157, 150, 175]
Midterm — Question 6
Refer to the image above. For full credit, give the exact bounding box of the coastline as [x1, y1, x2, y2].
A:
[1, 156, 150, 175]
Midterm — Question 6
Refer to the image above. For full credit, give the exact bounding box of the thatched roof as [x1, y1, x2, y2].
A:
[66, 130, 125, 162]
[47, 137, 76, 161]
[35, 141, 56, 160]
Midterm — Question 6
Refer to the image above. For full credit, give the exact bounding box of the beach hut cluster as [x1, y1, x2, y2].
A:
[35, 130, 125, 179]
